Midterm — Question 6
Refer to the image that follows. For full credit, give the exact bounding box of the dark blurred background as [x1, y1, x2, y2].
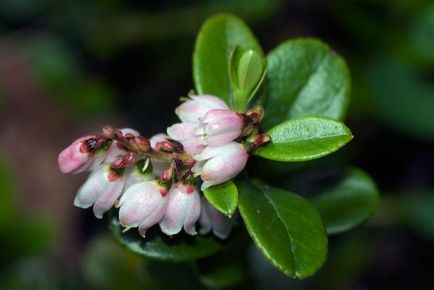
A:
[1, 0, 434, 289]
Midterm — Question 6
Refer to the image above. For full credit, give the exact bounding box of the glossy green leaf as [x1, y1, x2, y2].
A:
[263, 38, 350, 130]
[255, 115, 353, 162]
[203, 181, 238, 217]
[109, 211, 222, 262]
[237, 181, 327, 278]
[193, 14, 263, 106]
[311, 168, 379, 234]
[228, 47, 267, 111]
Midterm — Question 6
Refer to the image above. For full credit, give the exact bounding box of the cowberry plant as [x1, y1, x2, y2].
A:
[58, 14, 378, 281]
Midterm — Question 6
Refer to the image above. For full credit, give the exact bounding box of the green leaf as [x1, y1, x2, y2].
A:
[263, 38, 350, 130]
[310, 168, 379, 234]
[228, 47, 267, 111]
[255, 115, 353, 162]
[203, 181, 238, 217]
[109, 211, 222, 262]
[237, 181, 327, 278]
[193, 14, 263, 107]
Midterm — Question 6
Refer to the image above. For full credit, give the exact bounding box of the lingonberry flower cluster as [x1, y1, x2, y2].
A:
[58, 94, 268, 239]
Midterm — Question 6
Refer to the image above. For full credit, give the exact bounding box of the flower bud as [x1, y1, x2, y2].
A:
[73, 165, 125, 218]
[58, 135, 99, 174]
[118, 181, 168, 237]
[175, 95, 228, 123]
[159, 183, 201, 236]
[167, 123, 205, 154]
[199, 197, 235, 239]
[193, 142, 248, 190]
[198, 109, 243, 146]
[104, 128, 139, 163]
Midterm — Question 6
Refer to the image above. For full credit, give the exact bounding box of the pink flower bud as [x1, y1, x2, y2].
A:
[199, 197, 235, 239]
[175, 95, 228, 123]
[167, 123, 205, 154]
[118, 181, 168, 237]
[198, 109, 243, 146]
[58, 135, 98, 174]
[193, 142, 248, 190]
[73, 165, 125, 218]
[159, 183, 201, 236]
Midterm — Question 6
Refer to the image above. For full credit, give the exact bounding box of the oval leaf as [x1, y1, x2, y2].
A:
[263, 38, 350, 130]
[311, 168, 379, 234]
[255, 115, 352, 162]
[109, 211, 222, 262]
[203, 181, 238, 217]
[237, 181, 327, 278]
[193, 14, 263, 107]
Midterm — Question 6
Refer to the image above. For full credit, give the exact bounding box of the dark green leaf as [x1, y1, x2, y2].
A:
[203, 181, 238, 217]
[263, 38, 350, 130]
[237, 181, 327, 278]
[255, 115, 353, 162]
[109, 211, 222, 262]
[311, 168, 379, 234]
[193, 14, 263, 106]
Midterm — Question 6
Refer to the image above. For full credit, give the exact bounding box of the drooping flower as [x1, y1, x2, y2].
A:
[118, 180, 168, 237]
[175, 95, 228, 123]
[193, 142, 248, 190]
[159, 183, 201, 235]
[167, 108, 243, 152]
[199, 197, 235, 239]
[195, 108, 243, 146]
[73, 164, 125, 218]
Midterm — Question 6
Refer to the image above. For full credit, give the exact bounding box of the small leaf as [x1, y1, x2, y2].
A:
[237, 181, 327, 278]
[228, 47, 267, 111]
[193, 14, 263, 107]
[255, 115, 353, 162]
[263, 38, 350, 130]
[203, 181, 238, 217]
[109, 211, 222, 262]
[310, 168, 379, 234]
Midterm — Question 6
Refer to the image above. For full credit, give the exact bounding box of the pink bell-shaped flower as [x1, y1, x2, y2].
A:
[196, 109, 243, 146]
[118, 180, 168, 237]
[199, 197, 235, 239]
[73, 164, 125, 218]
[159, 183, 201, 236]
[193, 142, 248, 190]
[175, 95, 228, 123]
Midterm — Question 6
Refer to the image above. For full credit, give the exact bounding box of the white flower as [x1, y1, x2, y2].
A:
[193, 142, 248, 190]
[159, 183, 201, 235]
[118, 180, 168, 237]
[74, 165, 125, 218]
[199, 197, 235, 239]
